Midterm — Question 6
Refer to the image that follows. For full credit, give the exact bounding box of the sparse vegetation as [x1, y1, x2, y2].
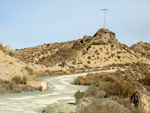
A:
[87, 61, 91, 64]
[87, 56, 91, 59]
[25, 66, 33, 75]
[74, 63, 150, 112]
[11, 76, 27, 84]
[0, 78, 38, 94]
[74, 90, 86, 103]
[77, 99, 126, 113]
[8, 51, 15, 57]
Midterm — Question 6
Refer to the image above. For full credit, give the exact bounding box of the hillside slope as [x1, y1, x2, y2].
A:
[12, 28, 150, 69]
[66, 29, 150, 69]
[130, 41, 150, 59]
[0, 50, 27, 80]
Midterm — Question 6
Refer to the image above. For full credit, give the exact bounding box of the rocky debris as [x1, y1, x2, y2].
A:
[41, 102, 76, 113]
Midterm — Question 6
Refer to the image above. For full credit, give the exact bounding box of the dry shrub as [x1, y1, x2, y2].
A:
[87, 61, 91, 64]
[74, 90, 86, 103]
[25, 66, 33, 75]
[94, 49, 98, 54]
[87, 56, 91, 59]
[139, 75, 150, 86]
[97, 56, 99, 59]
[0, 43, 3, 50]
[112, 96, 143, 113]
[11, 76, 27, 85]
[77, 99, 122, 113]
[33, 71, 49, 77]
[105, 80, 135, 98]
[86, 85, 106, 98]
[74, 76, 86, 85]
[82, 50, 86, 55]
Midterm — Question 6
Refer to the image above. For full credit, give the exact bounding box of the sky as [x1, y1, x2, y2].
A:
[0, 0, 150, 49]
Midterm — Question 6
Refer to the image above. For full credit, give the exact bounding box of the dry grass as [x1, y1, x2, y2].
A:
[74, 65, 148, 112]
[77, 99, 124, 113]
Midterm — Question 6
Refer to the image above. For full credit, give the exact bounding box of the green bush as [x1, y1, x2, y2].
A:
[45, 70, 50, 74]
[74, 90, 86, 103]
[12, 76, 27, 85]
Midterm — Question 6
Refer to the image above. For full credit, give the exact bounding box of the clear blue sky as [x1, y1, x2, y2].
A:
[0, 0, 150, 49]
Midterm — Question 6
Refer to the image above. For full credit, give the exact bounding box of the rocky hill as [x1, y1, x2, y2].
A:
[12, 28, 150, 70]
[66, 29, 150, 69]
[130, 41, 150, 59]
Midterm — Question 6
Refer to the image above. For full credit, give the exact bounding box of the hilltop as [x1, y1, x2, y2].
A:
[130, 41, 150, 59]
